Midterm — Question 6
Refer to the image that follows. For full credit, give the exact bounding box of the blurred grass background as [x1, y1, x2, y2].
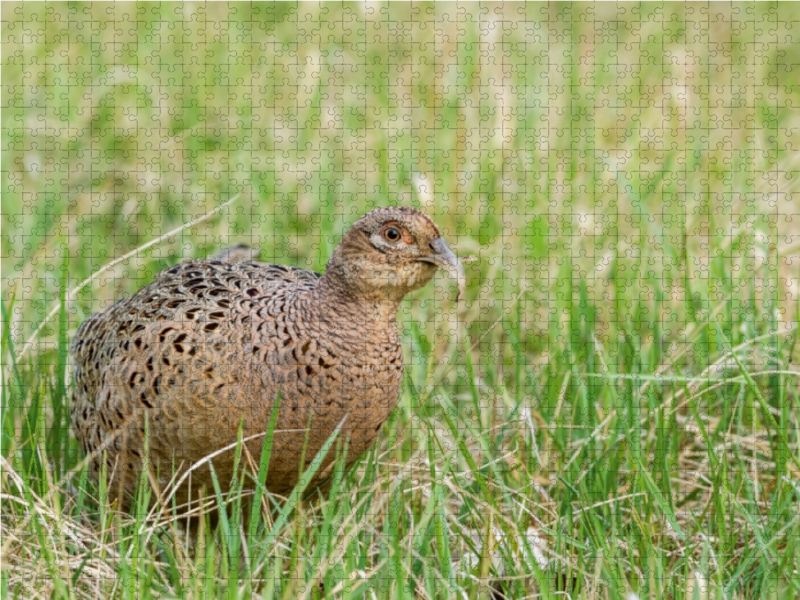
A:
[3, 3, 800, 599]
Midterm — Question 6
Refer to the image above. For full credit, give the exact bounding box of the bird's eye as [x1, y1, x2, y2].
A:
[384, 227, 401, 242]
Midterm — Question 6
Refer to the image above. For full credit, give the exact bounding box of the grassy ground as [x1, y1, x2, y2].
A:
[3, 3, 800, 599]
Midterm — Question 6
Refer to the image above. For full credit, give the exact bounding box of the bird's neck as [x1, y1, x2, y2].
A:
[312, 272, 402, 328]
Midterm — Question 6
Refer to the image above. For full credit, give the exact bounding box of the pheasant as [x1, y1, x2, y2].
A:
[70, 206, 465, 511]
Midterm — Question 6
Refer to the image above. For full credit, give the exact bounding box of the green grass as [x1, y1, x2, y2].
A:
[3, 3, 800, 599]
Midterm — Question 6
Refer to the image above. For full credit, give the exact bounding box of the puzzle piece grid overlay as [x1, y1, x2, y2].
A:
[3, 2, 800, 597]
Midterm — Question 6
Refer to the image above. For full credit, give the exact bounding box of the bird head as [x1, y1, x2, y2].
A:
[325, 206, 466, 303]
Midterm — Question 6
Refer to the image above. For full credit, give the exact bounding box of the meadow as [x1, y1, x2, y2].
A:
[2, 3, 800, 598]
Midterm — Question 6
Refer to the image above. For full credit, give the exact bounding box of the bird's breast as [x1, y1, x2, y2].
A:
[228, 294, 404, 431]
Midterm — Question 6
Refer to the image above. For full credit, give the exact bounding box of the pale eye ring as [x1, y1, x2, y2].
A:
[384, 227, 401, 242]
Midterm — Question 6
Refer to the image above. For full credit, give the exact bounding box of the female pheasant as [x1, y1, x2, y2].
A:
[70, 207, 465, 509]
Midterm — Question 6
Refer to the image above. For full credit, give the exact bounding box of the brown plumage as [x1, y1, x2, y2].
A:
[70, 207, 465, 510]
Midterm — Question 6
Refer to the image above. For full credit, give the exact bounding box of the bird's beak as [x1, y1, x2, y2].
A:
[417, 238, 466, 301]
